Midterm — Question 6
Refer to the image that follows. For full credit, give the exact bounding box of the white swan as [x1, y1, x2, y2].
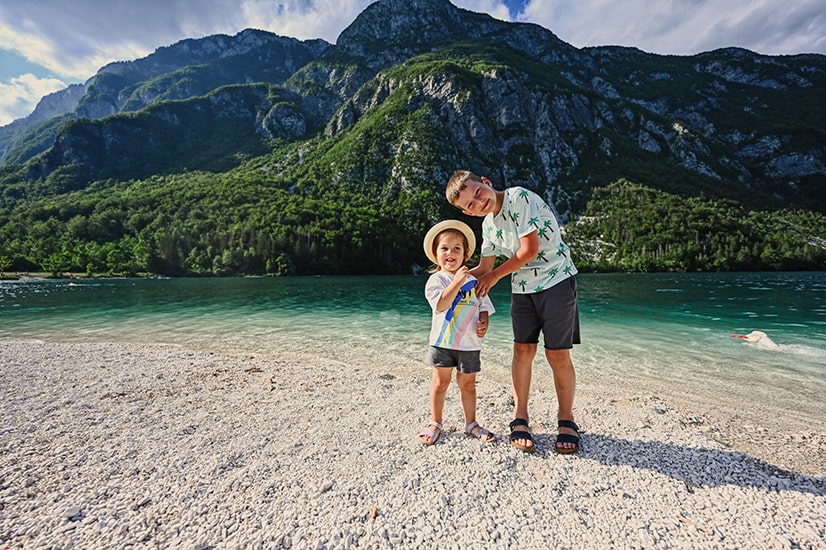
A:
[730, 331, 780, 350]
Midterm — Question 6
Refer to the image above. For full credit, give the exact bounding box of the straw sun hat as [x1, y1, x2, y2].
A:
[423, 220, 476, 265]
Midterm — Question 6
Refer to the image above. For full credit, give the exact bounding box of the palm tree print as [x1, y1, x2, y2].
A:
[536, 251, 549, 263]
[528, 216, 540, 229]
[519, 189, 530, 203]
[518, 280, 527, 291]
[538, 227, 551, 241]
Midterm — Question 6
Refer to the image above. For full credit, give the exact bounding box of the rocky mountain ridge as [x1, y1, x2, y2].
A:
[1, 0, 824, 214]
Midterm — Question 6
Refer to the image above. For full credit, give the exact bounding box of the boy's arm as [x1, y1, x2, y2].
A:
[475, 231, 539, 296]
[468, 256, 495, 278]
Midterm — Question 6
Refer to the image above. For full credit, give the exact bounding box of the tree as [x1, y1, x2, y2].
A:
[0, 255, 12, 276]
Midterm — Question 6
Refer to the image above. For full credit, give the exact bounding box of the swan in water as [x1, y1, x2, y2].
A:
[730, 331, 780, 350]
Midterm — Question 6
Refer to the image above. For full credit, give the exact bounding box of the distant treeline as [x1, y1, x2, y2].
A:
[1, 170, 823, 277]
[567, 180, 826, 272]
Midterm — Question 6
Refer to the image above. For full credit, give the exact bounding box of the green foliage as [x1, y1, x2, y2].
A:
[566, 179, 826, 272]
[0, 158, 447, 276]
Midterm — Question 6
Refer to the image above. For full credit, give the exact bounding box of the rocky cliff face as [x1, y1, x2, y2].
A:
[3, 0, 824, 212]
[0, 30, 330, 162]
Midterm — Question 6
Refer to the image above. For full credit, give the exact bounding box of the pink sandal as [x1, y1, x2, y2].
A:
[464, 421, 495, 443]
[419, 421, 443, 445]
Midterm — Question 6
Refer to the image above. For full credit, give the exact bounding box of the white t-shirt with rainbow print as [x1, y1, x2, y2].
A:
[425, 271, 495, 351]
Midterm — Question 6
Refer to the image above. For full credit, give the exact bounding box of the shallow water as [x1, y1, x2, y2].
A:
[2, 272, 824, 429]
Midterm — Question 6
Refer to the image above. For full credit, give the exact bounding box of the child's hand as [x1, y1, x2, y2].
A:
[453, 266, 469, 282]
[476, 317, 488, 337]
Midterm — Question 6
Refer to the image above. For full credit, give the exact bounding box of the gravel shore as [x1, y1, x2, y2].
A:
[1, 340, 824, 549]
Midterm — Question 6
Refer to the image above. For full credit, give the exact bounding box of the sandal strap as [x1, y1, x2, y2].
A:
[509, 418, 529, 430]
[427, 420, 443, 430]
[464, 420, 480, 433]
[558, 419, 579, 432]
[465, 421, 492, 439]
[509, 430, 534, 443]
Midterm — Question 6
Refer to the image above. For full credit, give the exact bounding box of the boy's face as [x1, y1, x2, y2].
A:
[435, 232, 466, 274]
[455, 177, 498, 217]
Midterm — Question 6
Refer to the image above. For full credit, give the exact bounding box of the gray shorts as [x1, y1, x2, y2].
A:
[511, 276, 581, 350]
[425, 346, 481, 374]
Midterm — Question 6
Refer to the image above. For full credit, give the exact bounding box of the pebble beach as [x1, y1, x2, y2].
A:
[1, 339, 824, 549]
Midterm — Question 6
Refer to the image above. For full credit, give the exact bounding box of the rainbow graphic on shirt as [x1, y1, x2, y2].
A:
[434, 279, 480, 348]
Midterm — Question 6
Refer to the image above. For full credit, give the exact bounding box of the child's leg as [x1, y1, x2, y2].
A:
[419, 367, 453, 445]
[455, 372, 478, 424]
[423, 367, 453, 443]
[511, 342, 538, 450]
[545, 348, 578, 451]
[512, 342, 537, 421]
[458, 372, 495, 442]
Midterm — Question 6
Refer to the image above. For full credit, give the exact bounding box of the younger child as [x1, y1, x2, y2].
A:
[419, 220, 496, 445]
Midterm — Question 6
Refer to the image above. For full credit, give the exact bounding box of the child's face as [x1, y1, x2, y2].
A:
[455, 178, 498, 217]
[435, 232, 466, 273]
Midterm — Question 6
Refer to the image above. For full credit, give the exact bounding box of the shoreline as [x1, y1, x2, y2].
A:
[1, 339, 824, 548]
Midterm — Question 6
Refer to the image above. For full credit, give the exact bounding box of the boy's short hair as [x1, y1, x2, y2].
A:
[446, 170, 483, 207]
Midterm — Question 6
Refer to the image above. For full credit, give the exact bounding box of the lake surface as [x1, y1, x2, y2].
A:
[2, 272, 824, 430]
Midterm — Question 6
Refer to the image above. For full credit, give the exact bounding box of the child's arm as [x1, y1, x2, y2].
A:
[476, 310, 489, 338]
[435, 266, 469, 312]
[474, 231, 539, 296]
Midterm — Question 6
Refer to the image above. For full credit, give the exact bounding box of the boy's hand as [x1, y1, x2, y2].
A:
[474, 271, 499, 297]
[476, 317, 488, 337]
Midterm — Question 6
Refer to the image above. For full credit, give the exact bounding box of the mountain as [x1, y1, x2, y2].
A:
[0, 0, 824, 276]
[0, 29, 330, 165]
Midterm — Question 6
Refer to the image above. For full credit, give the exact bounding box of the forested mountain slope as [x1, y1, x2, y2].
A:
[0, 0, 823, 276]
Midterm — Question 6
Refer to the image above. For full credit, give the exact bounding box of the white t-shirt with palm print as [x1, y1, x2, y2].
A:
[481, 186, 577, 294]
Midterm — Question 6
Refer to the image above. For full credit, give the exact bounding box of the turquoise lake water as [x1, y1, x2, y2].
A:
[2, 272, 824, 429]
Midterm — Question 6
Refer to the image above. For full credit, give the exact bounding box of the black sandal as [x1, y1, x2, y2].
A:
[509, 418, 535, 452]
[556, 420, 580, 454]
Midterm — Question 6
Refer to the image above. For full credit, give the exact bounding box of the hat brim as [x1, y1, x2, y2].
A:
[423, 220, 476, 265]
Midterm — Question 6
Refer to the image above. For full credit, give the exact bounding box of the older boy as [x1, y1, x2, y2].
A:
[446, 170, 581, 454]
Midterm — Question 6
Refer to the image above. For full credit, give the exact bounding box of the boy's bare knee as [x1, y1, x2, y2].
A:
[544, 349, 572, 369]
[513, 343, 537, 363]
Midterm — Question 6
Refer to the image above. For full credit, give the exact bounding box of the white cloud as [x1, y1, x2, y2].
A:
[519, 0, 826, 56]
[454, 0, 511, 22]
[237, 0, 369, 42]
[0, 16, 150, 82]
[0, 73, 67, 126]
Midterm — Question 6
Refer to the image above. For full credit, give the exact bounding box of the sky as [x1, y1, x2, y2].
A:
[1, 0, 825, 127]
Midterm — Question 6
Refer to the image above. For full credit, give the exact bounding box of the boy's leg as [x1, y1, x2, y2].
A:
[511, 342, 537, 448]
[456, 372, 478, 424]
[512, 342, 537, 419]
[545, 348, 577, 450]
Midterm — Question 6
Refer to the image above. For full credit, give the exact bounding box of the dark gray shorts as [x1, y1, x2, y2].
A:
[511, 276, 581, 350]
[425, 346, 481, 374]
